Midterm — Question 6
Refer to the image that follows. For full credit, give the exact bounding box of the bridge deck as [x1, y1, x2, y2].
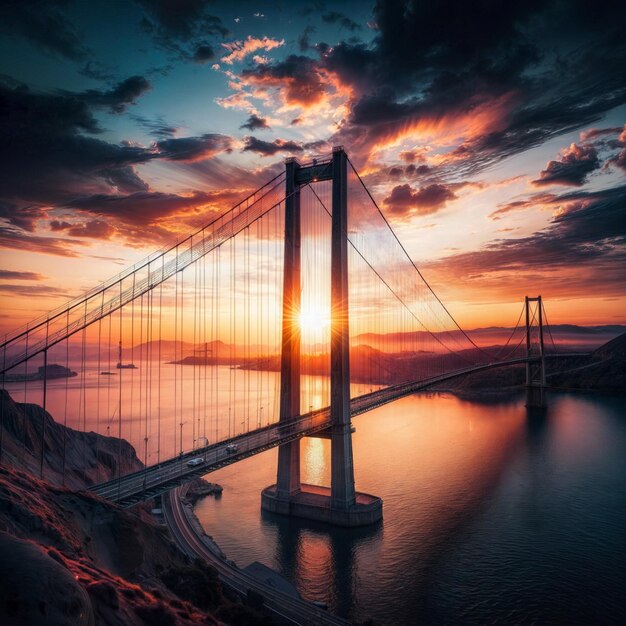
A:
[89, 354, 587, 507]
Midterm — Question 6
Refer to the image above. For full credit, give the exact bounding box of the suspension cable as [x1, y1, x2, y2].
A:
[347, 156, 494, 358]
[305, 182, 479, 365]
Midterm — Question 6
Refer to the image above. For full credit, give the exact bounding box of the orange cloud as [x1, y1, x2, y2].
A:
[377, 93, 516, 157]
[221, 36, 284, 65]
[383, 183, 457, 218]
[221, 56, 352, 129]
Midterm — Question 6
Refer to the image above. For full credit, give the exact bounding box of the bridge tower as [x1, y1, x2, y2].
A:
[261, 147, 383, 526]
[525, 295, 546, 408]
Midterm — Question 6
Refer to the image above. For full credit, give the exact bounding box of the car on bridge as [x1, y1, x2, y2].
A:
[186, 457, 204, 467]
[225, 443, 238, 454]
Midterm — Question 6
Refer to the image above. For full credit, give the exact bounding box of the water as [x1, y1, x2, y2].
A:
[193, 392, 626, 625]
[4, 363, 370, 466]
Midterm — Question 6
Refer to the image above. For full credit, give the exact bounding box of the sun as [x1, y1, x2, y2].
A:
[299, 304, 329, 333]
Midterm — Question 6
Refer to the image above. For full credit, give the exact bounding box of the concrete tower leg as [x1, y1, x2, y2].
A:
[262, 149, 382, 526]
[525, 295, 547, 408]
[329, 147, 357, 510]
[273, 158, 302, 509]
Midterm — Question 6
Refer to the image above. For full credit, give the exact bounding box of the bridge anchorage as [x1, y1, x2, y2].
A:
[525, 296, 546, 408]
[261, 147, 383, 527]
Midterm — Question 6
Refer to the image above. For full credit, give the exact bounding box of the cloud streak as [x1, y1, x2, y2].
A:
[383, 183, 457, 217]
[221, 36, 284, 65]
[424, 185, 626, 299]
[242, 136, 303, 156]
[533, 143, 600, 187]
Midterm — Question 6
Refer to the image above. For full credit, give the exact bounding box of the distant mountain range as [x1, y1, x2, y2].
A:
[445, 332, 626, 393]
[354, 324, 626, 352]
[4, 324, 624, 375]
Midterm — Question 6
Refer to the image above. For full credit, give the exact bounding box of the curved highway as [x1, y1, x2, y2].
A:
[163, 486, 349, 626]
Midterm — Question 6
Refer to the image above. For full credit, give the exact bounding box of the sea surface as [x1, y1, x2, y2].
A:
[6, 367, 626, 623]
[193, 392, 626, 625]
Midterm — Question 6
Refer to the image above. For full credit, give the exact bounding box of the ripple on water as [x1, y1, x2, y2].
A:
[195, 392, 626, 625]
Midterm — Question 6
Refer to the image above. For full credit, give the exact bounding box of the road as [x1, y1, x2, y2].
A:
[163, 486, 349, 626]
[90, 353, 588, 506]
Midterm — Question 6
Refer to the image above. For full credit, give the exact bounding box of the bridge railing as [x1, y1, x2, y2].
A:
[1, 173, 286, 375]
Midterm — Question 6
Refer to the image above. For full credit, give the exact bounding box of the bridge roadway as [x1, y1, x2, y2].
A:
[90, 354, 586, 507]
[163, 485, 349, 626]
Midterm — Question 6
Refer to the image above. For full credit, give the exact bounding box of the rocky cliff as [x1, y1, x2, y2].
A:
[0, 392, 270, 625]
[0, 389, 143, 489]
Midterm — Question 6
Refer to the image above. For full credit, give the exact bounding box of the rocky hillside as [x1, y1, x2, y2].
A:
[0, 390, 143, 489]
[444, 332, 626, 393]
[0, 393, 270, 625]
[548, 331, 626, 391]
[0, 466, 268, 625]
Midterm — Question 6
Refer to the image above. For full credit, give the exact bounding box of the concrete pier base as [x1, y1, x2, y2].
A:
[526, 384, 546, 408]
[261, 483, 383, 527]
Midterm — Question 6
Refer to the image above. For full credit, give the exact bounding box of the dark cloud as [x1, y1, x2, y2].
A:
[1, 78, 100, 134]
[101, 165, 150, 193]
[424, 185, 626, 298]
[348, 90, 415, 126]
[0, 227, 80, 257]
[0, 270, 45, 281]
[193, 44, 215, 63]
[317, 41, 377, 93]
[155, 133, 233, 161]
[240, 114, 270, 131]
[49, 219, 115, 239]
[136, 0, 228, 60]
[131, 115, 179, 138]
[606, 126, 626, 172]
[74, 76, 152, 113]
[488, 193, 556, 220]
[0, 81, 233, 220]
[322, 11, 361, 31]
[399, 150, 424, 163]
[318, 0, 626, 172]
[533, 143, 601, 187]
[369, 0, 541, 87]
[49, 220, 71, 231]
[610, 149, 626, 172]
[0, 0, 89, 62]
[0, 80, 153, 206]
[0, 203, 47, 232]
[63, 190, 219, 226]
[298, 26, 315, 52]
[439, 83, 624, 178]
[136, 0, 227, 38]
[303, 139, 331, 152]
[241, 55, 325, 107]
[383, 183, 457, 216]
[242, 136, 303, 156]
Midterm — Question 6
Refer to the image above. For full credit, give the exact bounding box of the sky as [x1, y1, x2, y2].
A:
[0, 0, 625, 334]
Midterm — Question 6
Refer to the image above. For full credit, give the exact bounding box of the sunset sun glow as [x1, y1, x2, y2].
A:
[0, 4, 625, 626]
[299, 305, 330, 333]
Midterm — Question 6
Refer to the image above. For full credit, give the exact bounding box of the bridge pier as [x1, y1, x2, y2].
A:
[261, 147, 382, 527]
[525, 295, 547, 408]
[526, 384, 546, 408]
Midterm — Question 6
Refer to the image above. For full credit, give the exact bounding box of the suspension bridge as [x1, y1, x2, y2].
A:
[0, 147, 582, 526]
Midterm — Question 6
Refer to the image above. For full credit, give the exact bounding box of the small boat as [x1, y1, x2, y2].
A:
[116, 340, 137, 369]
[100, 371, 115, 376]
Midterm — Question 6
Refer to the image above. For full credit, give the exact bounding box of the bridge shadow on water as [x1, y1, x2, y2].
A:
[250, 394, 549, 623]
[260, 506, 382, 618]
